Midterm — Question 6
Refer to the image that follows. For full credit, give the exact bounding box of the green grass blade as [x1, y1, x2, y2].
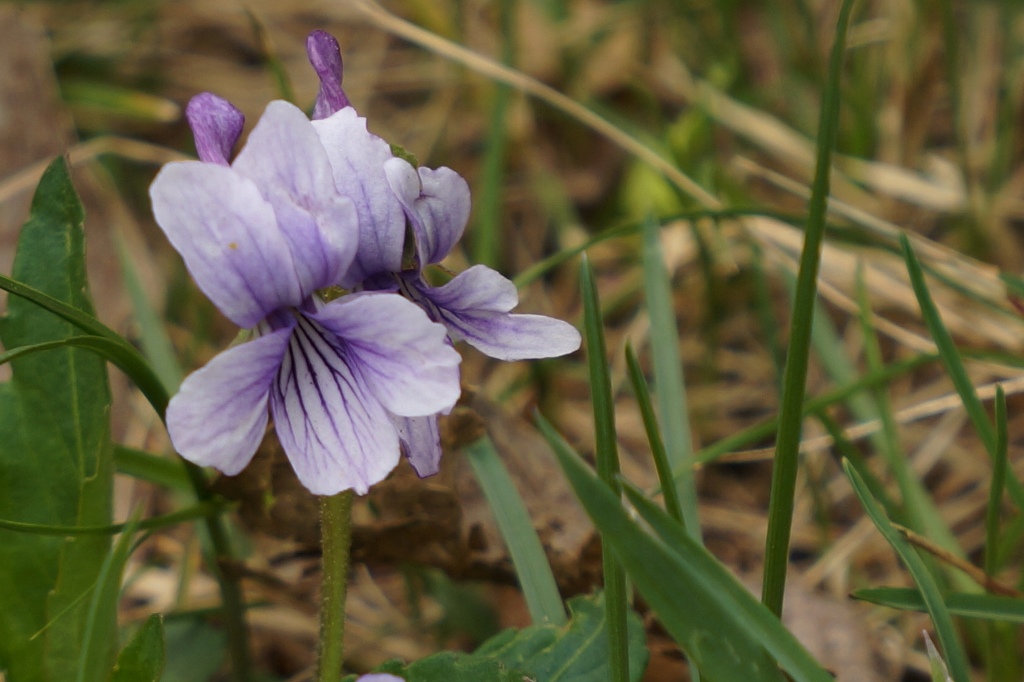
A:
[471, 0, 515, 270]
[625, 343, 684, 525]
[465, 436, 566, 626]
[114, 445, 192, 493]
[116, 235, 183, 394]
[0, 502, 223, 537]
[985, 386, 1009, 575]
[580, 255, 630, 682]
[761, 0, 856, 617]
[640, 216, 699, 537]
[537, 415, 829, 682]
[901, 235, 1024, 511]
[853, 588, 1024, 625]
[76, 513, 143, 682]
[843, 459, 971, 682]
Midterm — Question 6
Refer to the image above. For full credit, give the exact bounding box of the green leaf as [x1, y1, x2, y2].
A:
[110, 615, 165, 682]
[465, 436, 566, 626]
[0, 158, 115, 680]
[160, 618, 226, 682]
[853, 588, 1024, 625]
[350, 593, 645, 682]
[579, 255, 630, 682]
[640, 215, 699, 535]
[78, 514, 144, 682]
[474, 593, 647, 682]
[843, 460, 971, 682]
[537, 417, 831, 682]
[348, 652, 522, 682]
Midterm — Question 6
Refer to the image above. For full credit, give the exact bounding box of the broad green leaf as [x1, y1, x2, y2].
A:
[111, 615, 165, 682]
[0, 158, 115, 680]
[349, 593, 646, 682]
[474, 593, 647, 682]
[161, 618, 226, 682]
[346, 652, 522, 682]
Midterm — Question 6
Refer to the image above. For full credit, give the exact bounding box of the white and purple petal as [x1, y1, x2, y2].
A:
[232, 101, 359, 294]
[414, 265, 581, 361]
[393, 414, 444, 478]
[312, 108, 406, 286]
[307, 30, 352, 120]
[167, 325, 294, 475]
[150, 162, 306, 327]
[270, 313, 403, 495]
[186, 93, 244, 166]
[309, 292, 461, 418]
[384, 159, 471, 266]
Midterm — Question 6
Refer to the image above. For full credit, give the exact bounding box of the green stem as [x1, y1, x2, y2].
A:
[317, 490, 355, 682]
[760, 0, 854, 618]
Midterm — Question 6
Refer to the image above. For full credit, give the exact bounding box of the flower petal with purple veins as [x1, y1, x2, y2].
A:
[415, 265, 582, 361]
[167, 325, 294, 474]
[383, 159, 471, 266]
[186, 93, 244, 165]
[232, 101, 359, 294]
[307, 30, 352, 119]
[270, 314, 402, 495]
[393, 414, 444, 477]
[309, 292, 461, 418]
[150, 162, 306, 327]
[312, 108, 407, 286]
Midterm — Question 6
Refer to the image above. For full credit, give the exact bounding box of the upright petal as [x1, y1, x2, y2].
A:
[232, 101, 358, 294]
[150, 162, 305, 327]
[384, 159, 471, 266]
[307, 30, 352, 119]
[312, 108, 406, 286]
[270, 314, 402, 495]
[309, 292, 461, 418]
[186, 93, 244, 165]
[167, 326, 293, 474]
[393, 414, 443, 477]
[416, 266, 581, 360]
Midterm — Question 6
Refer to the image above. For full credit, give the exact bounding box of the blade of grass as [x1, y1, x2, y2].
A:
[854, 267, 970, 581]
[625, 343, 684, 525]
[640, 215, 699, 537]
[580, 255, 629, 682]
[472, 0, 515, 270]
[843, 459, 971, 682]
[537, 415, 827, 682]
[761, 0, 855, 617]
[465, 436, 566, 625]
[0, 501, 223, 536]
[984, 385, 1008, 576]
[116, 235, 183, 394]
[854, 588, 1024, 624]
[901, 235, 1024, 511]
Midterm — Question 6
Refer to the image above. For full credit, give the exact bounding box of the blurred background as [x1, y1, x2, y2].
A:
[3, 1, 1024, 680]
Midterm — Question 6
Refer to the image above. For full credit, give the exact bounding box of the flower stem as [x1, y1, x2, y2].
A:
[317, 490, 355, 682]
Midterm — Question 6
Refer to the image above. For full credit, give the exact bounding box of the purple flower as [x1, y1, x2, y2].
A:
[150, 95, 461, 496]
[356, 675, 403, 682]
[305, 32, 581, 474]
